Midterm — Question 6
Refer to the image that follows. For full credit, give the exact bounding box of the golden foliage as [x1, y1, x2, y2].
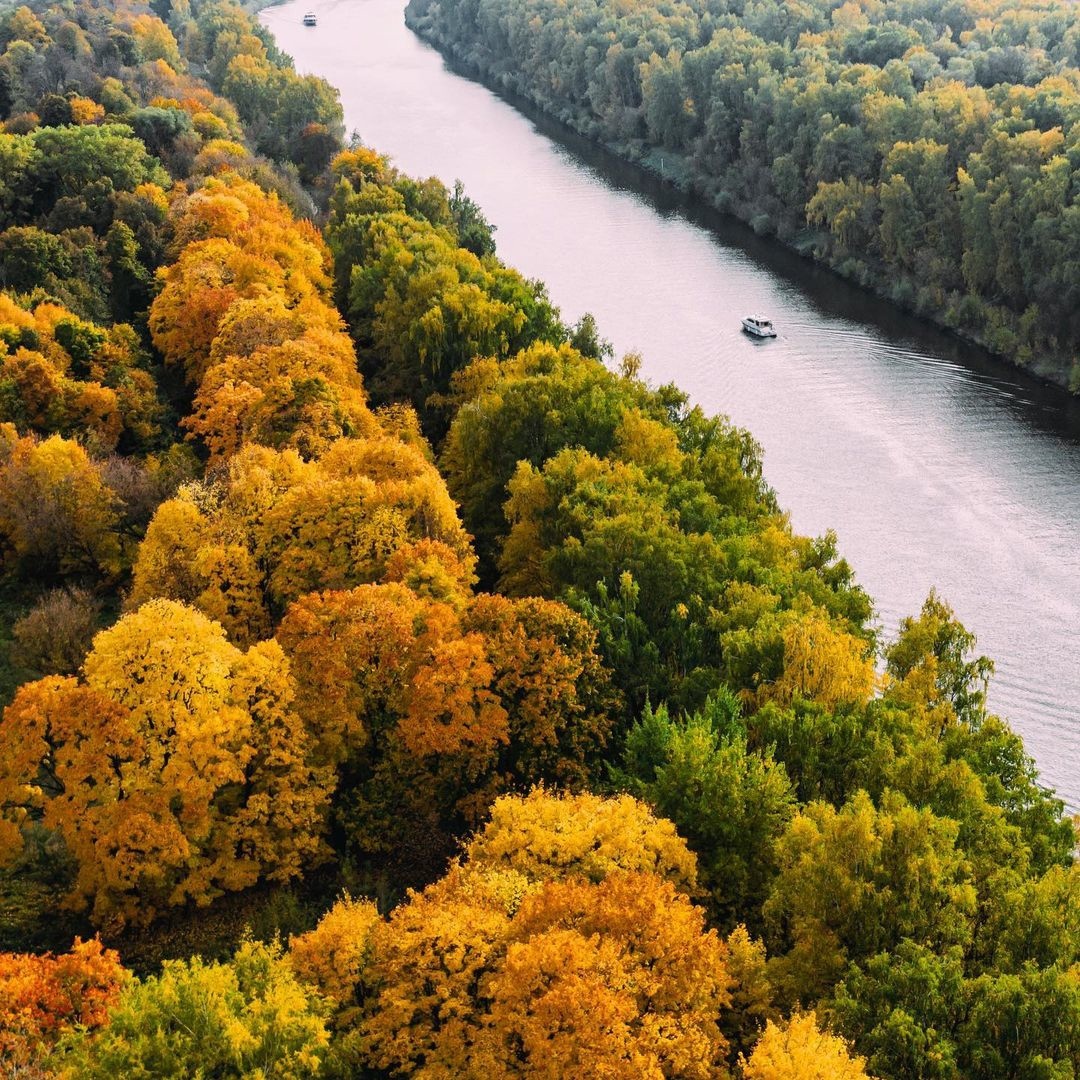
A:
[764, 611, 877, 710]
[149, 236, 291, 383]
[382, 538, 477, 605]
[463, 787, 698, 892]
[289, 896, 380, 1013]
[276, 588, 614, 849]
[741, 1012, 872, 1080]
[68, 95, 105, 124]
[276, 582, 425, 763]
[0, 600, 332, 927]
[185, 322, 377, 464]
[0, 427, 124, 577]
[364, 869, 732, 1078]
[130, 437, 472, 642]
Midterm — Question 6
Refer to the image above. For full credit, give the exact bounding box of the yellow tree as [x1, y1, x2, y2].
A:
[462, 787, 698, 893]
[461, 594, 618, 789]
[148, 236, 290, 382]
[290, 792, 775, 1076]
[129, 437, 472, 642]
[363, 869, 733, 1079]
[187, 322, 376, 463]
[0, 426, 124, 578]
[288, 895, 381, 1022]
[0, 298, 164, 451]
[0, 600, 332, 928]
[168, 174, 331, 290]
[764, 610, 877, 710]
[741, 1012, 873, 1080]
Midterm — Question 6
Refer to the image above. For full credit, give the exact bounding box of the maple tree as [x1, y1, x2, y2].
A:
[284, 790, 751, 1076]
[0, 599, 332, 928]
[0, 938, 126, 1070]
[148, 236, 295, 383]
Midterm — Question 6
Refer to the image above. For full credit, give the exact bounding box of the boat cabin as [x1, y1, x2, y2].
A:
[741, 315, 776, 337]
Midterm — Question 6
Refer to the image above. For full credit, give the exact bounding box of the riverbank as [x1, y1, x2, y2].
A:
[262, 0, 1080, 811]
[404, 2, 1080, 395]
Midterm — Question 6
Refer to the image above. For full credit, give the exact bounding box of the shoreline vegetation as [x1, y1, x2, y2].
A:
[0, 0, 1077, 1076]
[404, 0, 1080, 393]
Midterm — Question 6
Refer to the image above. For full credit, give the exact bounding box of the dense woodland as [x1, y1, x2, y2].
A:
[0, 0, 1076, 1076]
[405, 0, 1080, 390]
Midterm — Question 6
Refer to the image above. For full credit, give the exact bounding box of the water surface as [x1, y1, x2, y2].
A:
[263, 0, 1080, 809]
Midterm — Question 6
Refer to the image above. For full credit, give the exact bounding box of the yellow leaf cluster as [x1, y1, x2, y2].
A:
[463, 787, 698, 892]
[288, 895, 380, 1012]
[364, 868, 732, 1078]
[0, 426, 124, 577]
[130, 436, 473, 643]
[0, 600, 332, 927]
[741, 1012, 873, 1079]
[58, 939, 330, 1077]
[767, 611, 878, 710]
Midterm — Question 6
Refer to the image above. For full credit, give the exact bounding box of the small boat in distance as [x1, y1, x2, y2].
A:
[741, 315, 776, 338]
[303, 11, 317, 25]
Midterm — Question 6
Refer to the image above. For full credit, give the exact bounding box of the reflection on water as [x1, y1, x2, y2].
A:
[263, 0, 1080, 809]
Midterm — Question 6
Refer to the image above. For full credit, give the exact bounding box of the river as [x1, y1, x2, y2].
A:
[263, 0, 1080, 810]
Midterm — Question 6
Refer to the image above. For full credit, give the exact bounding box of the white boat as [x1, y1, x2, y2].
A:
[303, 11, 317, 25]
[741, 315, 776, 337]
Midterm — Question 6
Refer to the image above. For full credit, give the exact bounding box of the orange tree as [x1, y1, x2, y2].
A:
[0, 938, 126, 1072]
[292, 790, 735, 1078]
[275, 585, 617, 865]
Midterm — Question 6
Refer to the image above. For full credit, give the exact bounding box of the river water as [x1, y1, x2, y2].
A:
[263, 0, 1080, 810]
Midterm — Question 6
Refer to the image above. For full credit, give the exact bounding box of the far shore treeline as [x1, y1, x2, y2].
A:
[406, 0, 1080, 391]
[0, 0, 1077, 1077]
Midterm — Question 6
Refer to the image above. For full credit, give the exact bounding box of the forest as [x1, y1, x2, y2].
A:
[405, 0, 1080, 391]
[0, 0, 1077, 1076]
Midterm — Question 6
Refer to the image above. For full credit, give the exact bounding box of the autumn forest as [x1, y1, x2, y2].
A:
[0, 0, 1076, 1076]
[406, 0, 1080, 389]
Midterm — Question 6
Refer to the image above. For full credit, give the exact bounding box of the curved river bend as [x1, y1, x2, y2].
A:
[263, 0, 1080, 810]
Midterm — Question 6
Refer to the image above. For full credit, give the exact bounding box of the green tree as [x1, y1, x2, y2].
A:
[764, 790, 976, 1003]
[613, 695, 795, 929]
[55, 940, 329, 1078]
